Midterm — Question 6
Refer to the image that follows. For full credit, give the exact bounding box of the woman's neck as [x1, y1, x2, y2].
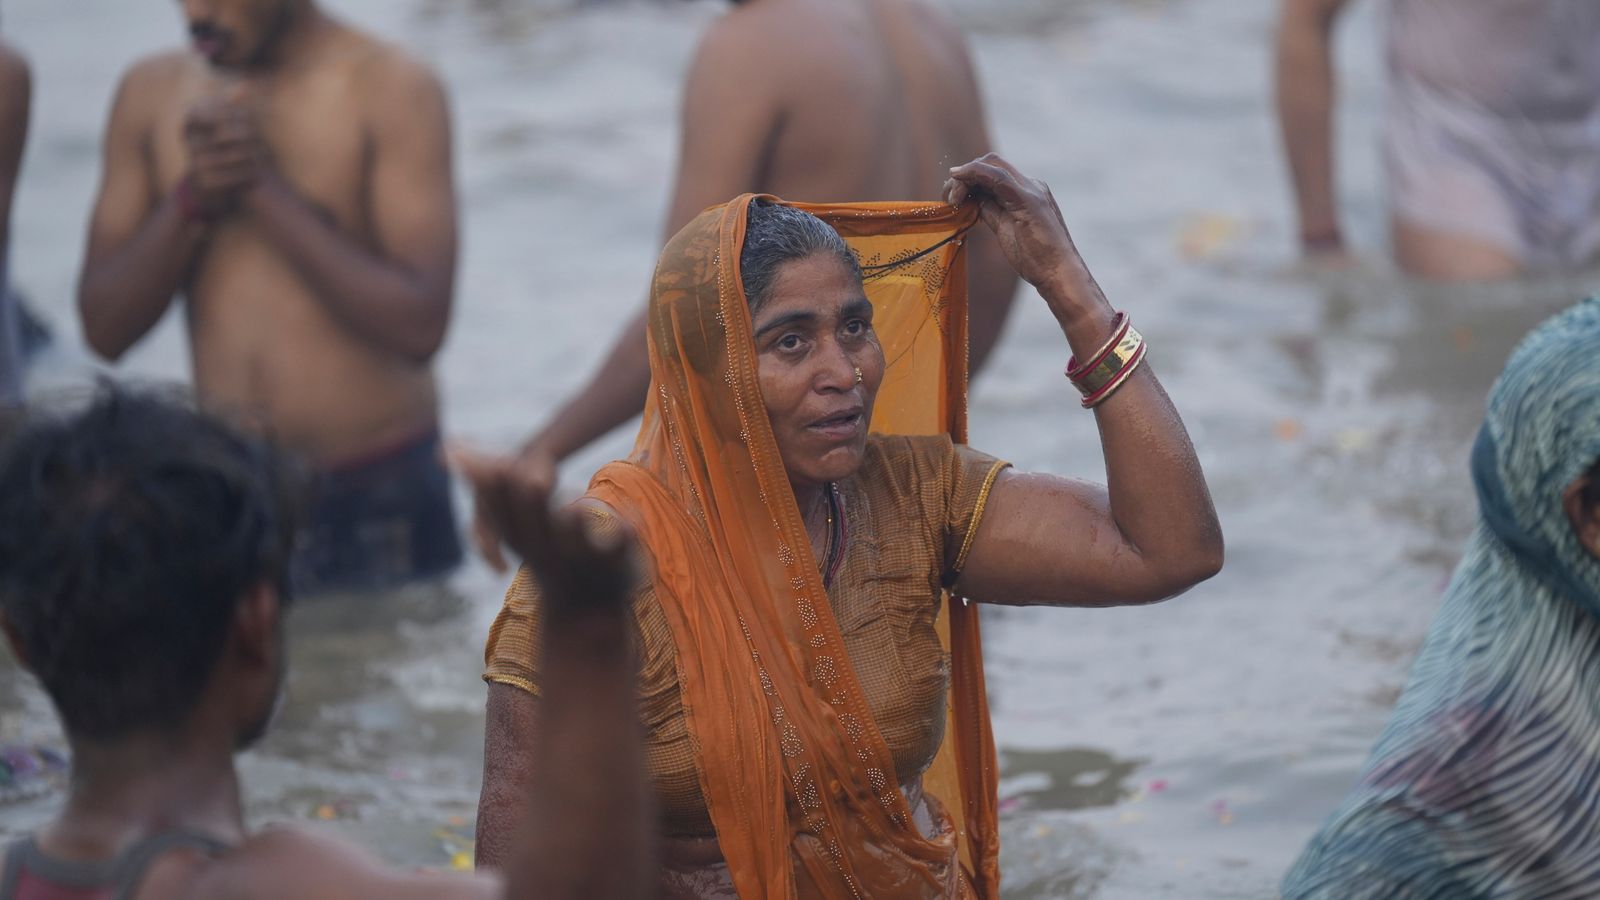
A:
[794, 481, 832, 562]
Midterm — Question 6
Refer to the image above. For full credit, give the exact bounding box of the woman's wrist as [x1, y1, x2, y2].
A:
[1037, 257, 1106, 313]
[1039, 268, 1116, 357]
[1065, 313, 1148, 408]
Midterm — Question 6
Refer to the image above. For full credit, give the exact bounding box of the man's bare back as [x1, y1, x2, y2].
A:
[80, 7, 455, 464]
[482, 0, 1015, 548]
[693, 0, 988, 204]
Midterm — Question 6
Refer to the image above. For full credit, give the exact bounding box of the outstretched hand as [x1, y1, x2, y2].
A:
[944, 153, 1102, 309]
[450, 443, 639, 616]
[453, 441, 557, 573]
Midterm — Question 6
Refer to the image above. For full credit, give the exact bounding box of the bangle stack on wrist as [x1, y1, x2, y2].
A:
[1064, 311, 1148, 409]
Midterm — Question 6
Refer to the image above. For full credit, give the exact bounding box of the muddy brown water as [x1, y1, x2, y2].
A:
[2, 1, 1597, 896]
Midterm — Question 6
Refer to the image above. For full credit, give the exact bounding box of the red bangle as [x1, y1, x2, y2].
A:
[1081, 339, 1148, 409]
[174, 176, 215, 225]
[1064, 312, 1129, 380]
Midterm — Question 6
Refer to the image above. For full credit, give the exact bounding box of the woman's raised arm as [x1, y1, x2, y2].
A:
[946, 155, 1223, 608]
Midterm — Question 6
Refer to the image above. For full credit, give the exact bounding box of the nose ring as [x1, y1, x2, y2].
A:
[854, 366, 863, 385]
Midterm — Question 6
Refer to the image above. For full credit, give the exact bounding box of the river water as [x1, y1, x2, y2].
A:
[2, 0, 1597, 897]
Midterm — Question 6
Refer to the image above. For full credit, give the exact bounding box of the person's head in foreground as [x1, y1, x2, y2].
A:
[1284, 296, 1600, 899]
[0, 385, 298, 755]
[475, 154, 1224, 897]
[0, 384, 650, 900]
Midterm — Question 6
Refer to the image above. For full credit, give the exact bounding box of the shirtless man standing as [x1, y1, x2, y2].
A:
[1277, 0, 1600, 280]
[476, 0, 1015, 557]
[0, 32, 30, 407]
[78, 0, 461, 593]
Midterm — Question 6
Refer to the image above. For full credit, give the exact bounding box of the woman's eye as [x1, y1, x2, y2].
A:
[777, 334, 802, 351]
[844, 319, 868, 336]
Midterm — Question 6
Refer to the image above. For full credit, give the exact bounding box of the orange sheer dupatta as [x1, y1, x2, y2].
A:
[584, 196, 1000, 898]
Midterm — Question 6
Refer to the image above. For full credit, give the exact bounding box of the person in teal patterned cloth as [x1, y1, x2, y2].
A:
[1285, 296, 1600, 898]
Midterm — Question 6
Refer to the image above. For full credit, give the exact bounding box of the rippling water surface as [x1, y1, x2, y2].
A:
[3, 1, 1597, 896]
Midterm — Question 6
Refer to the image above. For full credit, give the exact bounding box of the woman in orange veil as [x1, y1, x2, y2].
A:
[468, 155, 1224, 898]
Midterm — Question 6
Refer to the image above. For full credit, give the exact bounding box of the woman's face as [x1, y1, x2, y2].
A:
[751, 253, 885, 493]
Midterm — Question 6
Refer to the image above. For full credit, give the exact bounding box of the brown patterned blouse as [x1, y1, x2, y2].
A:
[483, 433, 1008, 837]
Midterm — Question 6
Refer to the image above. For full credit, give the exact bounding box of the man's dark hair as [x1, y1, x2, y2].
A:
[739, 200, 864, 315]
[0, 384, 302, 741]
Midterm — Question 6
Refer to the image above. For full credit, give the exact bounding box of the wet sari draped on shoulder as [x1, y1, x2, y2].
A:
[564, 197, 997, 898]
[1284, 297, 1600, 899]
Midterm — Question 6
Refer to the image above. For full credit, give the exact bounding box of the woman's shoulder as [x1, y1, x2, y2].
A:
[571, 496, 620, 515]
[863, 433, 992, 517]
[863, 433, 1002, 480]
[864, 432, 956, 466]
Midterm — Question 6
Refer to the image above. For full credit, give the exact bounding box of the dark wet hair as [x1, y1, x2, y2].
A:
[739, 200, 864, 315]
[0, 384, 302, 741]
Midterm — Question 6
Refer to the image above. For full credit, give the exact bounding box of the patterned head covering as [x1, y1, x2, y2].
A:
[1284, 296, 1600, 898]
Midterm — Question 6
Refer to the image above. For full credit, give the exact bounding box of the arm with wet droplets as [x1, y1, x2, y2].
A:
[943, 154, 1224, 607]
[468, 16, 781, 569]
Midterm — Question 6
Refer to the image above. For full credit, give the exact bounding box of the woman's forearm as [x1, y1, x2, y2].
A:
[943, 153, 1222, 605]
[1043, 274, 1224, 591]
[475, 683, 539, 873]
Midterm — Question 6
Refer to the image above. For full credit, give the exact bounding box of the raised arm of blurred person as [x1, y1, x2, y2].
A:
[207, 553, 648, 900]
[1276, 0, 1353, 261]
[0, 41, 29, 256]
[474, 449, 653, 899]
[212, 451, 651, 900]
[470, 20, 780, 569]
[460, 448, 655, 882]
[529, 21, 775, 461]
[242, 57, 457, 364]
